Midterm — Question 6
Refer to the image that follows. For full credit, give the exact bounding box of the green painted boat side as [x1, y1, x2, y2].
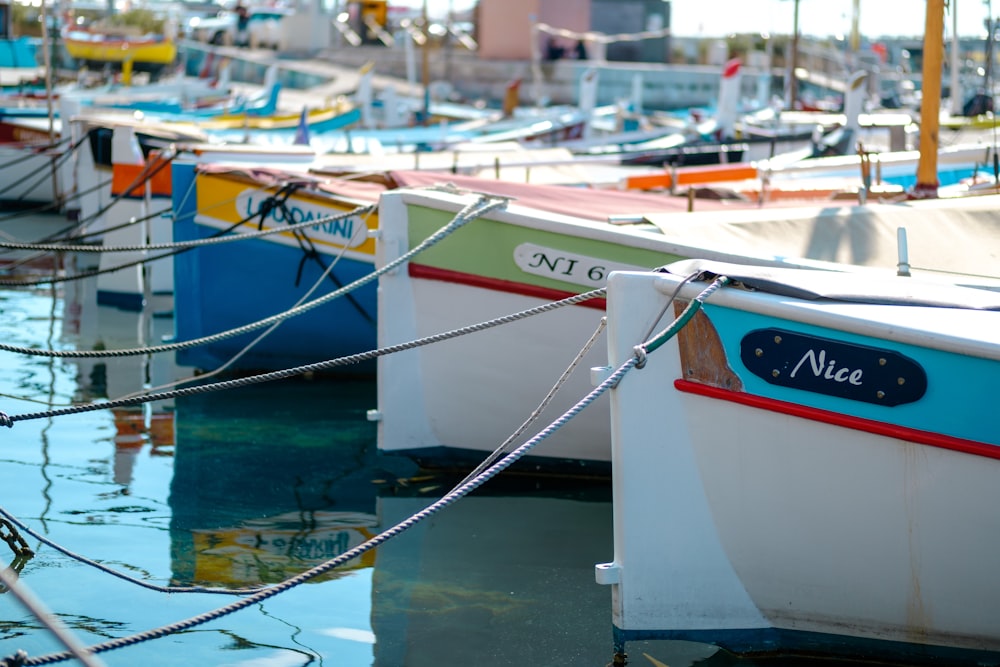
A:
[405, 204, 683, 293]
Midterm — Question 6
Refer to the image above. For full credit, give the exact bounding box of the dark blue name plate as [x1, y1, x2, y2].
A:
[739, 328, 927, 406]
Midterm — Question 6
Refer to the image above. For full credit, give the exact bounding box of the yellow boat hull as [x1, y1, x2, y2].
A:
[63, 33, 177, 66]
[198, 102, 353, 131]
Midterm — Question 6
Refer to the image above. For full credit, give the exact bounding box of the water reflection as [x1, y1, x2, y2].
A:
[167, 378, 406, 589]
[372, 476, 616, 667]
[61, 263, 179, 490]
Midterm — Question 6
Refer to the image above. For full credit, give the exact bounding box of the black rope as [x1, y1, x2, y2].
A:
[254, 182, 301, 230]
[0, 135, 70, 171]
[0, 200, 265, 288]
[62, 149, 177, 235]
[0, 506, 264, 596]
[250, 181, 375, 324]
[273, 196, 376, 326]
[0, 131, 91, 203]
[0, 173, 113, 228]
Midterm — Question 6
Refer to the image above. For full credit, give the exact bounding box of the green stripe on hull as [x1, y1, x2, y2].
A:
[406, 204, 682, 293]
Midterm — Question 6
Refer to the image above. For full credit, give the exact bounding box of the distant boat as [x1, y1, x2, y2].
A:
[620, 142, 998, 201]
[62, 24, 177, 74]
[0, 36, 45, 86]
[602, 261, 1000, 665]
[0, 84, 358, 210]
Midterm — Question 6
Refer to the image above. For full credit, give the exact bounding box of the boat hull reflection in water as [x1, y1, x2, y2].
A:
[168, 379, 392, 588]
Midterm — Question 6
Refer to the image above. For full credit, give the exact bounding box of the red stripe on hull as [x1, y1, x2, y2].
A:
[408, 263, 607, 310]
[675, 379, 1000, 459]
[0, 122, 53, 145]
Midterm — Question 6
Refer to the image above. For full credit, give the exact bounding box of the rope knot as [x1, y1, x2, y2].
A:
[0, 412, 12, 428]
[632, 345, 647, 369]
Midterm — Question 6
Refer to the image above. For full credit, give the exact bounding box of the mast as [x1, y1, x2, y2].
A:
[849, 0, 860, 54]
[40, 0, 59, 210]
[949, 0, 961, 115]
[912, 0, 944, 199]
[421, 0, 430, 125]
[789, 0, 800, 109]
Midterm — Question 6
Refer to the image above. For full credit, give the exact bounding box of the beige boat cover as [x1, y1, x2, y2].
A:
[643, 195, 1000, 282]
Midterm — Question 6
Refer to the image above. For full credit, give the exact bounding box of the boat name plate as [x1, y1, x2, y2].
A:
[235, 189, 367, 248]
[513, 243, 646, 288]
[739, 328, 926, 406]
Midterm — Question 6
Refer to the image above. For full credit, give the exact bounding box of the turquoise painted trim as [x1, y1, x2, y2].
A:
[705, 304, 1000, 446]
[0, 38, 38, 70]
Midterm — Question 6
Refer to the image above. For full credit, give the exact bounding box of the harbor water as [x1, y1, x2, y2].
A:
[0, 212, 940, 666]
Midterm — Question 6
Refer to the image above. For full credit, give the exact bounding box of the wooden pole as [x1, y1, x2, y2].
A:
[789, 0, 799, 110]
[40, 0, 55, 143]
[950, 0, 962, 115]
[39, 0, 60, 209]
[850, 0, 860, 54]
[913, 0, 944, 198]
[421, 0, 430, 126]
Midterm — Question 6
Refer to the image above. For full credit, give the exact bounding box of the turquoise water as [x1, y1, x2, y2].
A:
[0, 216, 955, 667]
[0, 259, 633, 666]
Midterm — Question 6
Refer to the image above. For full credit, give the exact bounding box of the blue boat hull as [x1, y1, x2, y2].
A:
[171, 163, 377, 374]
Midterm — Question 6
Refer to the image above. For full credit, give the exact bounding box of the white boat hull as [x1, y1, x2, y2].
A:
[601, 267, 1000, 662]
[378, 276, 613, 468]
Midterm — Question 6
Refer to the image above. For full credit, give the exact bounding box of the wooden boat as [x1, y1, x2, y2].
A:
[170, 159, 387, 372]
[600, 261, 1000, 664]
[62, 25, 177, 72]
[0, 83, 357, 210]
[0, 36, 45, 86]
[621, 142, 997, 201]
[0, 111, 209, 208]
[373, 185, 1000, 474]
[80, 118, 626, 321]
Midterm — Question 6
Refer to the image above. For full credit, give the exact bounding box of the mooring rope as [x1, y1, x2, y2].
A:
[1, 271, 731, 667]
[0, 172, 113, 236]
[39, 153, 204, 247]
[0, 233, 595, 601]
[0, 129, 184, 248]
[0, 203, 375, 254]
[454, 317, 609, 487]
[0, 195, 504, 359]
[0, 131, 92, 204]
[132, 207, 375, 396]
[4, 372, 621, 666]
[0, 318, 633, 667]
[0, 507, 265, 597]
[62, 148, 178, 234]
[0, 136, 71, 171]
[636, 275, 728, 359]
[0, 567, 104, 667]
[0, 285, 604, 426]
[0, 185, 362, 289]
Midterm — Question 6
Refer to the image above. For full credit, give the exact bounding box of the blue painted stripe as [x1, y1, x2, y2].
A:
[705, 303, 1000, 446]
